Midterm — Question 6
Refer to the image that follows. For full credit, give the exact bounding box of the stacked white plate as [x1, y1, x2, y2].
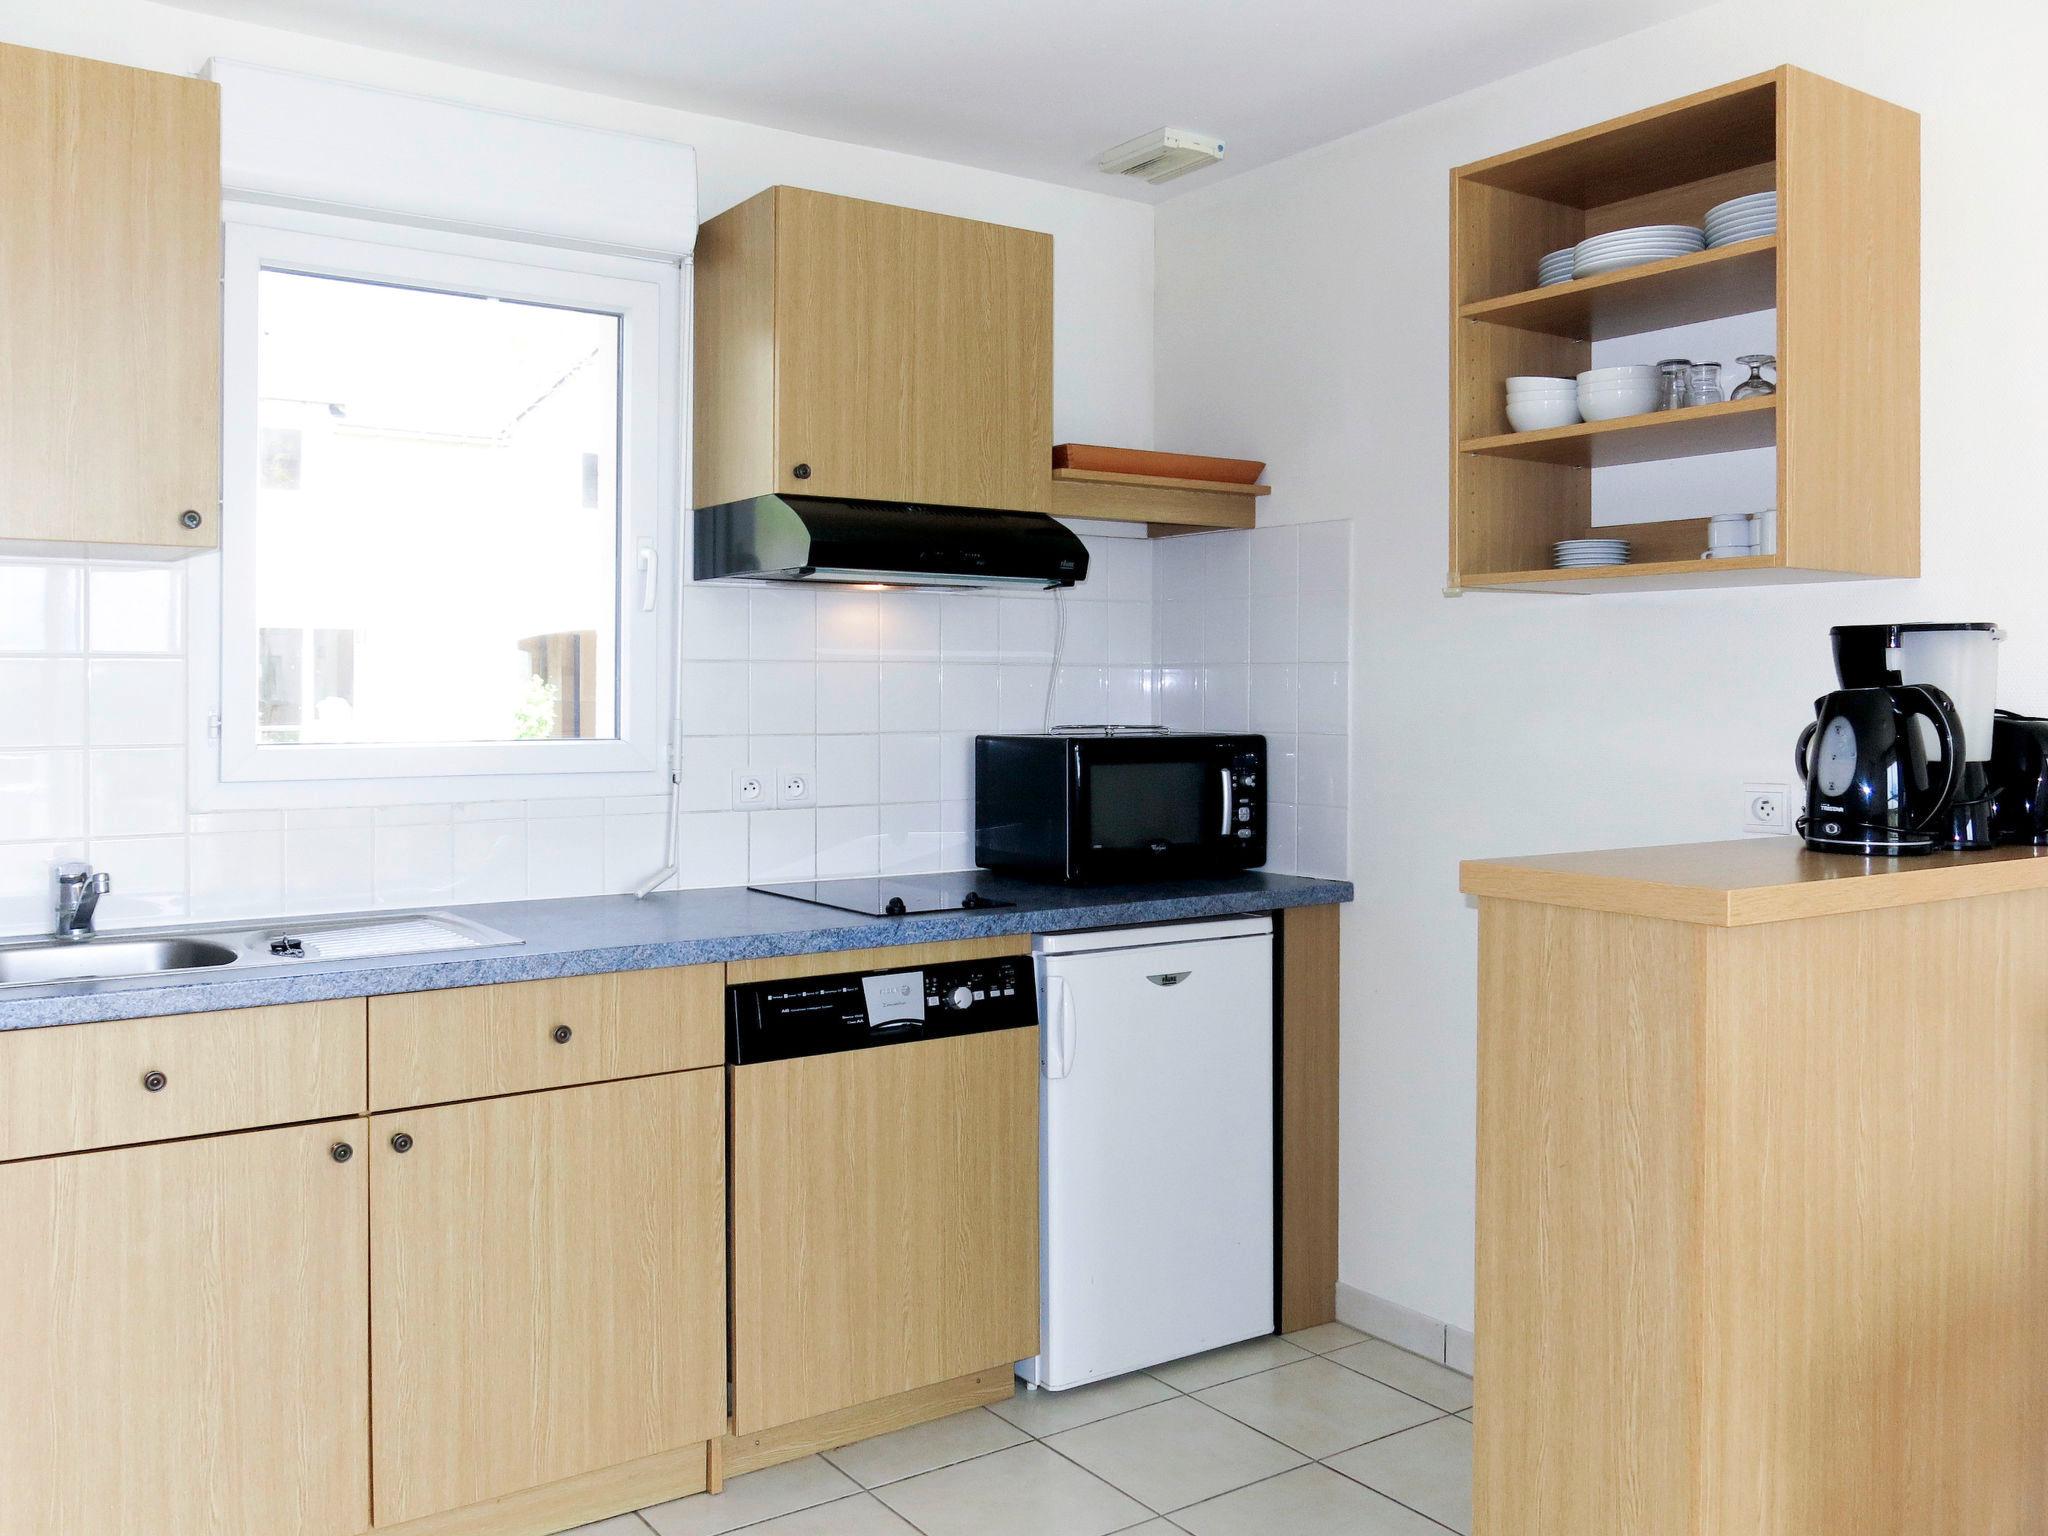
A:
[1536, 247, 1576, 287]
[1554, 538, 1631, 569]
[1705, 191, 1777, 247]
[1572, 224, 1705, 278]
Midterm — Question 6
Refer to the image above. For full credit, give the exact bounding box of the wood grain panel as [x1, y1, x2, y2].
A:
[361, 1444, 707, 1536]
[730, 1028, 1039, 1434]
[0, 41, 219, 549]
[0, 1119, 369, 1536]
[0, 997, 364, 1160]
[774, 187, 1053, 512]
[720, 1368, 1015, 1480]
[369, 965, 722, 1109]
[726, 934, 1029, 985]
[1473, 901, 1703, 1536]
[369, 1072, 726, 1525]
[1278, 903, 1340, 1332]
[691, 187, 777, 510]
[1776, 66, 1920, 577]
[1050, 471, 1259, 532]
[1694, 895, 2048, 1533]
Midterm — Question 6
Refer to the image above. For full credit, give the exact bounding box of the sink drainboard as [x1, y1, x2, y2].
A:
[265, 916, 509, 962]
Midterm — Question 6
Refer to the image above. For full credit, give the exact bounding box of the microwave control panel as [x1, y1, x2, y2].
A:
[1229, 748, 1263, 843]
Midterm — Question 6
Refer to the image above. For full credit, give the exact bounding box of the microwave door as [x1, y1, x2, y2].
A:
[1081, 753, 1220, 863]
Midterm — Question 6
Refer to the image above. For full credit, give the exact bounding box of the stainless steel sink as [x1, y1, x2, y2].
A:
[0, 937, 239, 987]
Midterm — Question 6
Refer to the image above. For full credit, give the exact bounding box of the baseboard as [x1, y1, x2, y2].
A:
[1333, 1283, 1473, 1378]
[720, 1368, 1014, 1480]
[363, 1442, 708, 1536]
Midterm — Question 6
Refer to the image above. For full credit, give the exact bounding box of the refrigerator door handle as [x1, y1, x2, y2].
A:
[1045, 973, 1077, 1080]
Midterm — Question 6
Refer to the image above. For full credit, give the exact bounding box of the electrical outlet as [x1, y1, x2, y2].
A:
[1743, 781, 1792, 835]
[731, 771, 767, 810]
[778, 771, 811, 807]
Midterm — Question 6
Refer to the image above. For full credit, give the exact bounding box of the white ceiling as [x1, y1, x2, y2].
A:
[166, 0, 1721, 200]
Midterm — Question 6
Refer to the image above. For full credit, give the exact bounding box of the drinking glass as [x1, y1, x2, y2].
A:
[1687, 363, 1724, 405]
[1731, 354, 1777, 399]
[1656, 359, 1692, 411]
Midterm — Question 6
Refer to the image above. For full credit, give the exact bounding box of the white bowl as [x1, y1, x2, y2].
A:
[1506, 397, 1583, 432]
[1576, 385, 1657, 421]
[1506, 375, 1576, 392]
[1577, 366, 1657, 385]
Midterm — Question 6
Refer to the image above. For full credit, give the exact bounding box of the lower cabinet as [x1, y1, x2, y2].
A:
[0, 1119, 371, 1536]
[369, 1070, 727, 1526]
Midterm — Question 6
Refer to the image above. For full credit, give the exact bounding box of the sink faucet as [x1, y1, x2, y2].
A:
[54, 861, 111, 941]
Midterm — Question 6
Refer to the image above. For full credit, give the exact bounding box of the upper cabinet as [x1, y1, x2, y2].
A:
[695, 186, 1054, 514]
[1447, 67, 1919, 593]
[0, 42, 220, 551]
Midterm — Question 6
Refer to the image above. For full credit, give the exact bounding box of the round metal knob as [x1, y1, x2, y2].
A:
[141, 1069, 168, 1093]
[551, 1024, 573, 1044]
[179, 509, 203, 530]
[948, 984, 974, 1011]
[389, 1132, 413, 1154]
[330, 1141, 354, 1163]
[792, 462, 812, 480]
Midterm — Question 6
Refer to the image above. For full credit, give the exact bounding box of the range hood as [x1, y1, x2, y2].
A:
[693, 494, 1089, 590]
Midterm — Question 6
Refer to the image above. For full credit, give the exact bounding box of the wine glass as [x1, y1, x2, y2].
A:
[1731, 354, 1777, 399]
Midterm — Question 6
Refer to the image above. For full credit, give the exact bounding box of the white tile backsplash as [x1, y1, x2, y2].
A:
[0, 529, 1349, 930]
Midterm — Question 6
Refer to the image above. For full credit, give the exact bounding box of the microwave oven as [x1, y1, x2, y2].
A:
[974, 732, 1266, 883]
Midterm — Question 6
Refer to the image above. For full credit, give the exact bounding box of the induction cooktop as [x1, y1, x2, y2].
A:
[749, 872, 1015, 917]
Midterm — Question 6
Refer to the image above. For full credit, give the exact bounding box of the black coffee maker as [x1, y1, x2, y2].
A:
[1992, 711, 2048, 843]
[1796, 685, 1963, 854]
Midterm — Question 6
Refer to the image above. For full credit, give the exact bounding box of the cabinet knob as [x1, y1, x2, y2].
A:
[551, 1024, 574, 1045]
[330, 1141, 354, 1163]
[792, 462, 812, 480]
[141, 1069, 168, 1093]
[179, 509, 203, 530]
[389, 1131, 414, 1154]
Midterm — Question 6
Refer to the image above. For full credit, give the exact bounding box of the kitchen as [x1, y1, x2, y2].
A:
[1, 1, 2043, 1534]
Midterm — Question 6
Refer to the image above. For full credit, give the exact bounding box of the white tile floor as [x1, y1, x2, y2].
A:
[561, 1325, 1473, 1536]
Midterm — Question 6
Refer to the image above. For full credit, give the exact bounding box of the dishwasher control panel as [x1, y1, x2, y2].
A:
[728, 955, 1037, 1064]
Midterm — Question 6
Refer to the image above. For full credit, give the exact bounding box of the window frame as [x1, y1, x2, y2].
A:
[194, 203, 680, 807]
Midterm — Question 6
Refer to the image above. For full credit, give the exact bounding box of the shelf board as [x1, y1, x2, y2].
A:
[1460, 237, 1778, 341]
[1459, 395, 1777, 468]
[1048, 467, 1265, 535]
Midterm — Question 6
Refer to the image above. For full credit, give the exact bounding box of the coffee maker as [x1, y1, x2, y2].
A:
[1827, 623, 2005, 849]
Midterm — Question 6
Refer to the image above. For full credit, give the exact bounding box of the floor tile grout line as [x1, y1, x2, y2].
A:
[1318, 1453, 1468, 1536]
[1189, 1389, 1456, 1465]
[822, 1418, 1033, 1492]
[1030, 1427, 1175, 1518]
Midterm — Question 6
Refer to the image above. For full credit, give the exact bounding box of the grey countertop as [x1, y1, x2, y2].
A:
[0, 871, 1351, 1030]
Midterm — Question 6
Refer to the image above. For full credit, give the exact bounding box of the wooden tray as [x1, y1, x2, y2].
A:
[1052, 444, 1265, 484]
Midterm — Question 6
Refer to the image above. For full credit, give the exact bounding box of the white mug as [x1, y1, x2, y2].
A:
[1708, 513, 1757, 552]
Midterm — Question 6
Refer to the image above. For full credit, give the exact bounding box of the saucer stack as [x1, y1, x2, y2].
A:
[1536, 247, 1576, 287]
[1553, 538, 1631, 569]
[1572, 224, 1705, 278]
[1704, 191, 1778, 247]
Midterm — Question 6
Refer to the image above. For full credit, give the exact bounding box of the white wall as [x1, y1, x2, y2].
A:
[1155, 0, 2048, 1333]
[0, 0, 1158, 933]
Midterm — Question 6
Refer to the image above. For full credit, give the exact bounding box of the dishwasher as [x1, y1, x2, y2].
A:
[726, 951, 1041, 1435]
[1019, 915, 1275, 1390]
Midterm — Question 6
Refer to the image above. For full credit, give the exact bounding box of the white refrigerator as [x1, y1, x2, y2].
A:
[1018, 915, 1275, 1390]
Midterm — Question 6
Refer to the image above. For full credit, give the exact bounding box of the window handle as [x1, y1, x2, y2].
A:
[637, 542, 658, 611]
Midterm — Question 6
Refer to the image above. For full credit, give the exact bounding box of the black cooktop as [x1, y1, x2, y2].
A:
[749, 872, 1016, 918]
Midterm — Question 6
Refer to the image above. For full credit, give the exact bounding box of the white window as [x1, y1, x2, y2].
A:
[198, 205, 679, 801]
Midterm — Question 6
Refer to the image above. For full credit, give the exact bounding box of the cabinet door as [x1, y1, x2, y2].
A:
[0, 1120, 370, 1536]
[370, 1071, 726, 1526]
[774, 188, 1052, 512]
[731, 1028, 1040, 1434]
[0, 42, 220, 549]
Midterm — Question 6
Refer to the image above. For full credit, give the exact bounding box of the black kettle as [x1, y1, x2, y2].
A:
[1795, 685, 1964, 855]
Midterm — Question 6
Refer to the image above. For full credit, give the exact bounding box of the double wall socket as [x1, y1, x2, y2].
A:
[733, 770, 810, 810]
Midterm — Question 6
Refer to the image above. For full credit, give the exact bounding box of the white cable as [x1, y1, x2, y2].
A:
[634, 254, 692, 898]
[1041, 585, 1068, 732]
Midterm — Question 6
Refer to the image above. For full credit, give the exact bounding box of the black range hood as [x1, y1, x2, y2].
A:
[693, 494, 1089, 590]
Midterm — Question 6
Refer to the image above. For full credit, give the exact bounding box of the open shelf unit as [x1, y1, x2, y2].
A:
[1048, 466, 1269, 536]
[1447, 67, 1919, 594]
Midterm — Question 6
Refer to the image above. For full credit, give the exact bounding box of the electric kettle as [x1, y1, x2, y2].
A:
[1795, 685, 1964, 854]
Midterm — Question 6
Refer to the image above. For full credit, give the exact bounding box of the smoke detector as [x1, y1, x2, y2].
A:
[1098, 127, 1225, 185]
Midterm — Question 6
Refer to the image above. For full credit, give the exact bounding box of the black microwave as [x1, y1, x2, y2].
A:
[974, 732, 1266, 883]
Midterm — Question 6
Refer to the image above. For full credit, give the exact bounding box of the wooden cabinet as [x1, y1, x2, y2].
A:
[729, 1027, 1040, 1435]
[1447, 67, 1918, 592]
[0, 41, 220, 551]
[0, 1119, 370, 1536]
[1464, 842, 2048, 1534]
[368, 964, 723, 1109]
[695, 186, 1053, 514]
[369, 1071, 726, 1526]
